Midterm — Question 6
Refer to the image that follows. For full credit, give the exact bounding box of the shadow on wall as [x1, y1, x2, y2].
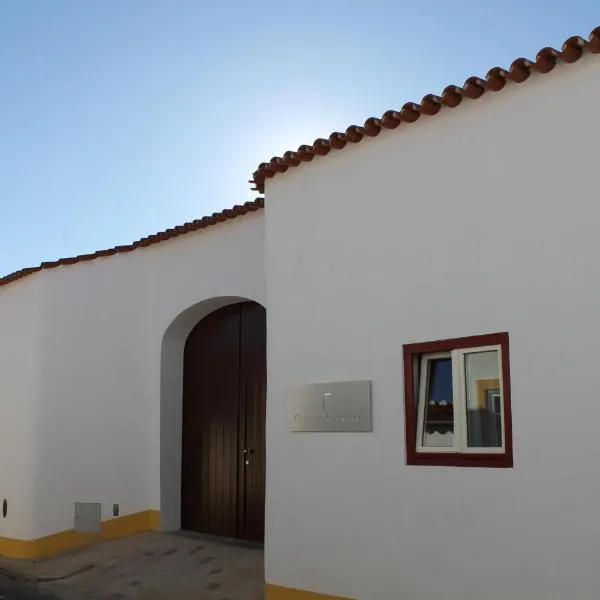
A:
[159, 296, 262, 531]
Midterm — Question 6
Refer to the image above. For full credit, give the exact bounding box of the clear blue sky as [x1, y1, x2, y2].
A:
[1, 0, 597, 277]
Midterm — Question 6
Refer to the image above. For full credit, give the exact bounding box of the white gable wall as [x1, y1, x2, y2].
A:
[6, 211, 264, 541]
[264, 54, 600, 600]
[0, 277, 42, 539]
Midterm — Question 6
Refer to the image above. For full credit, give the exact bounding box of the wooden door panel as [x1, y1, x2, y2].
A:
[238, 302, 267, 542]
[239, 378, 266, 541]
[181, 304, 240, 537]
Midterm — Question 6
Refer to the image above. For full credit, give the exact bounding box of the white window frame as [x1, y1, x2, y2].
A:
[416, 344, 505, 454]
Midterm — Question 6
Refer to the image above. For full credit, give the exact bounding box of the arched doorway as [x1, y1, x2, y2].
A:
[181, 301, 266, 542]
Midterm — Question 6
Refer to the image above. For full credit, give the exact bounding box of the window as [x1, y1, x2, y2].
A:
[403, 332, 512, 468]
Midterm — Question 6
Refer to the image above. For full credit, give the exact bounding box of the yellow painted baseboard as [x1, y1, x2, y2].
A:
[0, 509, 161, 559]
[266, 583, 353, 600]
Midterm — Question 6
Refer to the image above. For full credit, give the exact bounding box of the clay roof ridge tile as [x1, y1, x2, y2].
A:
[0, 199, 264, 289]
[251, 25, 600, 192]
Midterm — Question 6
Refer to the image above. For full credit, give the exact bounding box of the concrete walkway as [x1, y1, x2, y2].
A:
[0, 532, 264, 600]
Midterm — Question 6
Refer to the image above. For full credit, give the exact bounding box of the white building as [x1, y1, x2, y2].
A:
[1, 25, 600, 600]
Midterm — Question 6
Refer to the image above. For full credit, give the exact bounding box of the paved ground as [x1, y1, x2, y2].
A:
[0, 532, 264, 600]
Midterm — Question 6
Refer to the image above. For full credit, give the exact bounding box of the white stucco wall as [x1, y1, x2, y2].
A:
[8, 210, 264, 540]
[264, 54, 600, 600]
[0, 277, 42, 540]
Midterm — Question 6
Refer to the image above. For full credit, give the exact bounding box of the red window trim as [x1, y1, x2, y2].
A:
[403, 332, 513, 468]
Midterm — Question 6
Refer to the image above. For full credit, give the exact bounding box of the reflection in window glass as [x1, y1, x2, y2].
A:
[464, 350, 502, 448]
[422, 358, 453, 447]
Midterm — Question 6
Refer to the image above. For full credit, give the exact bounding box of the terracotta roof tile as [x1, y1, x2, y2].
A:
[0, 199, 264, 289]
[250, 26, 600, 193]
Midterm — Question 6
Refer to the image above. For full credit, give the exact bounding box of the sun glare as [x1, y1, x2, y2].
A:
[253, 108, 346, 163]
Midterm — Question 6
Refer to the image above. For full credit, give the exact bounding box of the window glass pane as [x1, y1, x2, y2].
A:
[464, 350, 503, 448]
[422, 358, 454, 447]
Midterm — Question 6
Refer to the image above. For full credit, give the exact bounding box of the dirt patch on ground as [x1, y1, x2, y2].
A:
[0, 532, 264, 600]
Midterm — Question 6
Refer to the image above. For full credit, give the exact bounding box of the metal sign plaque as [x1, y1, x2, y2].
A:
[289, 380, 372, 432]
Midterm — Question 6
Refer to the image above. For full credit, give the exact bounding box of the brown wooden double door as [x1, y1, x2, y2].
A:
[181, 302, 266, 542]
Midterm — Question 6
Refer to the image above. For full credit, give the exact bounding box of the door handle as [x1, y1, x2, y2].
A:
[242, 448, 254, 465]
